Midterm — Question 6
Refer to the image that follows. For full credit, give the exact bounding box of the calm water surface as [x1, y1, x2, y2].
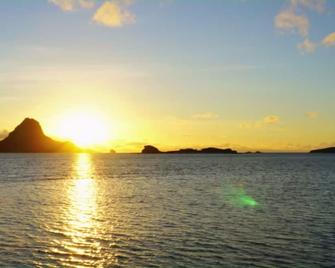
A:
[0, 154, 334, 267]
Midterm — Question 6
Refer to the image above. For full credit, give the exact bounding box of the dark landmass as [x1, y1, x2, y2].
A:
[110, 149, 116, 154]
[141, 145, 238, 154]
[200, 147, 237, 154]
[142, 145, 161, 154]
[0, 118, 79, 153]
[245, 151, 262, 154]
[166, 148, 198, 154]
[310, 147, 335, 154]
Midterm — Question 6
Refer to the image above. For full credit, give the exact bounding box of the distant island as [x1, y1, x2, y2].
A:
[310, 147, 335, 154]
[2, 118, 332, 155]
[0, 118, 79, 153]
[141, 145, 238, 154]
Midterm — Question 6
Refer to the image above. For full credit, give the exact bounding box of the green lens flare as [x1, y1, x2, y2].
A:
[223, 185, 259, 208]
[239, 195, 258, 207]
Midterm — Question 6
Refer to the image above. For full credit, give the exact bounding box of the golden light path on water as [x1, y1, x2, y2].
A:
[56, 154, 106, 267]
[69, 154, 97, 230]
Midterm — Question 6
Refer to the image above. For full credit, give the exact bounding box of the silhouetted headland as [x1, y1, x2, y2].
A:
[141, 145, 237, 154]
[0, 118, 79, 153]
[310, 147, 335, 153]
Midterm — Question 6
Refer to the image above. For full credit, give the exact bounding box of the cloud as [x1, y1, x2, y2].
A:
[240, 115, 280, 129]
[275, 9, 309, 37]
[263, 115, 280, 125]
[92, 1, 135, 27]
[49, 0, 95, 11]
[192, 112, 219, 120]
[291, 0, 325, 12]
[322, 32, 335, 47]
[306, 111, 318, 119]
[49, 0, 137, 28]
[298, 38, 317, 53]
[274, 0, 326, 53]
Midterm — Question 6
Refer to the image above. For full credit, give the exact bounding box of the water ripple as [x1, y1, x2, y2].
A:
[0, 153, 335, 267]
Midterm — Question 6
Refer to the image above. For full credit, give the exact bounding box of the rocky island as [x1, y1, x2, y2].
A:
[141, 145, 162, 154]
[141, 145, 237, 154]
[0, 118, 79, 153]
[310, 147, 335, 154]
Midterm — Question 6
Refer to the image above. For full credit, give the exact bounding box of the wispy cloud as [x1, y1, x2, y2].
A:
[322, 32, 335, 46]
[49, 0, 95, 11]
[291, 0, 325, 13]
[240, 115, 281, 129]
[297, 38, 317, 53]
[275, 9, 309, 37]
[263, 115, 280, 125]
[92, 0, 135, 27]
[305, 111, 318, 119]
[274, 0, 333, 54]
[192, 112, 219, 120]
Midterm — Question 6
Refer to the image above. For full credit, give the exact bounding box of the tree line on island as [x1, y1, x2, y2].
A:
[0, 118, 334, 154]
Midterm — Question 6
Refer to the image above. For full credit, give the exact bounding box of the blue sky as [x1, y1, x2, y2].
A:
[0, 0, 334, 152]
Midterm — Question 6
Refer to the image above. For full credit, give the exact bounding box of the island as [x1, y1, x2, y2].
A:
[0, 118, 79, 153]
[310, 147, 335, 154]
[141, 145, 238, 154]
[141, 145, 161, 154]
[245, 151, 262, 154]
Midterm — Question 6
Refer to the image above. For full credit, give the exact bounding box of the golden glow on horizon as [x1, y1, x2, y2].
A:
[54, 111, 111, 148]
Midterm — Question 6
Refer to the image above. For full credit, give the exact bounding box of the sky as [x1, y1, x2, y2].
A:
[0, 0, 335, 152]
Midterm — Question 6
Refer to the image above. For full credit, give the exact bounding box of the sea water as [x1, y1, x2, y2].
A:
[0, 153, 334, 267]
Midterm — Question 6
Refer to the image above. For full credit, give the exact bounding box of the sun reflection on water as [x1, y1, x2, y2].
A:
[69, 153, 97, 230]
[54, 153, 105, 266]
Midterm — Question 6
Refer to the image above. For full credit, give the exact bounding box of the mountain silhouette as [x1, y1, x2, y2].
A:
[0, 118, 79, 153]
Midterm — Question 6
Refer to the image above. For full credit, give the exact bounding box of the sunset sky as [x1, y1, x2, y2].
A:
[0, 0, 334, 152]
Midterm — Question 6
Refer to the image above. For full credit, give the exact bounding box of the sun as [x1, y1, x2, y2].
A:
[55, 112, 110, 147]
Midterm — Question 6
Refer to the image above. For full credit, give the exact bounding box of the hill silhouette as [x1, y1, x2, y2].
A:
[141, 145, 238, 154]
[310, 147, 335, 153]
[142, 145, 161, 154]
[0, 118, 79, 153]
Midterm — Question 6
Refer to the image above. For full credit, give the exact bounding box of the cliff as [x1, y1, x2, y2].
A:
[0, 118, 79, 153]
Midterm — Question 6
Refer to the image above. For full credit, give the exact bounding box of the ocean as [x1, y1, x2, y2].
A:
[0, 153, 334, 267]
